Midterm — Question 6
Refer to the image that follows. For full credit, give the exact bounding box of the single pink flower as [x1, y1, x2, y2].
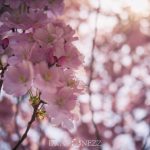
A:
[30, 46, 56, 65]
[33, 22, 64, 48]
[3, 60, 34, 96]
[57, 44, 83, 68]
[10, 42, 33, 59]
[8, 42, 35, 65]
[46, 87, 77, 129]
[33, 61, 61, 98]
[58, 69, 82, 93]
[53, 20, 77, 42]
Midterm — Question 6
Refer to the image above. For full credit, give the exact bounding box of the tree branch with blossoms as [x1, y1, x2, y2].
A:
[0, 0, 84, 149]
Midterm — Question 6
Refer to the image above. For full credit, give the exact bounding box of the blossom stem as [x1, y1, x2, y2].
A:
[12, 101, 43, 150]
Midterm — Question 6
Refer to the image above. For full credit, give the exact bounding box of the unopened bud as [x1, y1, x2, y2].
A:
[36, 109, 46, 120]
[29, 96, 40, 106]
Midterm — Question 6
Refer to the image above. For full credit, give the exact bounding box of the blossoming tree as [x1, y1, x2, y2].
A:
[0, 0, 84, 149]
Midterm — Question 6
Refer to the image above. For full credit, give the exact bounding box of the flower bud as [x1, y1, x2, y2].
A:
[36, 109, 46, 120]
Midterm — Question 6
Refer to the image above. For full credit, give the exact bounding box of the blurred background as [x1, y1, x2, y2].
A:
[62, 0, 150, 149]
[1, 0, 150, 150]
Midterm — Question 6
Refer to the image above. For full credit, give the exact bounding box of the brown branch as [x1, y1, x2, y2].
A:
[12, 101, 43, 150]
[14, 97, 26, 150]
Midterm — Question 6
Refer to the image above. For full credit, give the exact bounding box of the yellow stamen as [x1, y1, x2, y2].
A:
[47, 35, 53, 43]
[67, 79, 76, 88]
[56, 98, 65, 107]
[29, 96, 40, 106]
[43, 72, 51, 81]
[19, 75, 27, 83]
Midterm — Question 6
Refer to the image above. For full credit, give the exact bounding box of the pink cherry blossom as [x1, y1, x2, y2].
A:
[30, 46, 51, 64]
[0, 0, 83, 133]
[58, 69, 82, 93]
[27, 10, 48, 29]
[33, 22, 64, 48]
[8, 42, 38, 65]
[53, 20, 77, 43]
[57, 44, 83, 68]
[3, 60, 34, 96]
[45, 87, 77, 129]
[33, 61, 61, 98]
[10, 42, 33, 60]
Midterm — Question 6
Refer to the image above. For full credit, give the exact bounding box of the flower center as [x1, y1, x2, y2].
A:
[43, 72, 51, 81]
[67, 79, 76, 88]
[56, 97, 65, 107]
[19, 75, 27, 83]
[47, 35, 53, 43]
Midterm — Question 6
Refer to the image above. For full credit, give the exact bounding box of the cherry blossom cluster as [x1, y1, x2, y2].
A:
[0, 0, 83, 129]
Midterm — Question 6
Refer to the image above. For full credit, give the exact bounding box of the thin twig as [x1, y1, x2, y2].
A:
[12, 101, 43, 150]
[14, 97, 26, 150]
[87, 1, 102, 149]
